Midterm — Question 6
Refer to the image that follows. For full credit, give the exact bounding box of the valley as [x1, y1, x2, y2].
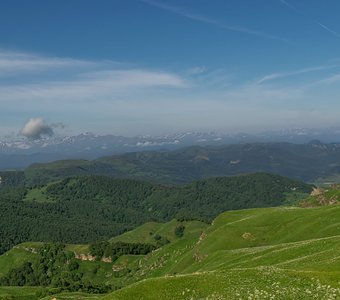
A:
[2, 145, 340, 299]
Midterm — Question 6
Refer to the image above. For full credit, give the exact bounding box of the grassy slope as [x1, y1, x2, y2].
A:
[101, 205, 340, 299]
[39, 293, 102, 300]
[0, 287, 45, 300]
[103, 269, 340, 300]
[109, 220, 208, 245]
[0, 220, 207, 299]
[194, 206, 340, 254]
[24, 186, 56, 203]
[5, 205, 340, 299]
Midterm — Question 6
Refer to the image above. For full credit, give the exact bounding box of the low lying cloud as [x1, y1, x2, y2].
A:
[20, 118, 56, 140]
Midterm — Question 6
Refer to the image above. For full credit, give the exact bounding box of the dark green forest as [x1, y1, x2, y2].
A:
[0, 173, 312, 254]
[89, 241, 160, 260]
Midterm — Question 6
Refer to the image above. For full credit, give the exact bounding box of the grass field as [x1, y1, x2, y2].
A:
[109, 219, 208, 245]
[101, 205, 340, 299]
[0, 286, 45, 300]
[24, 187, 54, 203]
[103, 269, 340, 300]
[3, 205, 340, 299]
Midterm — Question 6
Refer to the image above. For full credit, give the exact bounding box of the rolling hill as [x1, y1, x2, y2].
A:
[2, 205, 340, 299]
[20, 142, 340, 186]
[84, 205, 340, 299]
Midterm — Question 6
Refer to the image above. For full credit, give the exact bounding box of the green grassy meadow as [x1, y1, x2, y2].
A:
[3, 201, 340, 299]
[99, 205, 340, 299]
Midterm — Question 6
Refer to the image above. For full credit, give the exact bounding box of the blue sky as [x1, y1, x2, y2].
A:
[1, 0, 340, 137]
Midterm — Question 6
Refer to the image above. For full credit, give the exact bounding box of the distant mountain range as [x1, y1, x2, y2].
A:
[2, 127, 340, 170]
[11, 141, 340, 186]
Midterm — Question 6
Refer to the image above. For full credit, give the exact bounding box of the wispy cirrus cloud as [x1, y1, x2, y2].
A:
[80, 69, 186, 88]
[280, 0, 297, 12]
[142, 0, 289, 43]
[280, 0, 340, 40]
[0, 50, 187, 103]
[258, 63, 340, 84]
[316, 22, 340, 39]
[0, 69, 187, 102]
[313, 73, 340, 86]
[2, 49, 340, 136]
[0, 49, 98, 74]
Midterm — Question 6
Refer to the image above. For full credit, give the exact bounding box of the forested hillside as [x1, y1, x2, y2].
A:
[23, 142, 340, 185]
[0, 173, 312, 254]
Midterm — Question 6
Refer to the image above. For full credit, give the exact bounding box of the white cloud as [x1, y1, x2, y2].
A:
[20, 118, 54, 140]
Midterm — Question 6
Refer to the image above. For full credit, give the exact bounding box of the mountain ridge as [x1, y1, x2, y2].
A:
[20, 142, 340, 186]
[3, 127, 340, 170]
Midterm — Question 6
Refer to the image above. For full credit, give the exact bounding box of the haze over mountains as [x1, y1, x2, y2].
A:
[2, 141, 335, 188]
[2, 127, 340, 170]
